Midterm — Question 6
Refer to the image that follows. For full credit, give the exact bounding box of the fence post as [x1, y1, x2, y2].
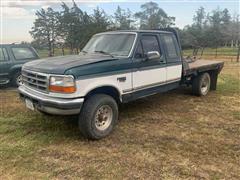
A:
[215, 47, 218, 58]
[237, 43, 240, 62]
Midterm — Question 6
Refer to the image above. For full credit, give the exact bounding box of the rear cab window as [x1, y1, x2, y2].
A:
[11, 47, 38, 60]
[0, 47, 9, 62]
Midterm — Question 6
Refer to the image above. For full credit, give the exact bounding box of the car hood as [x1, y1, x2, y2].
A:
[22, 53, 117, 74]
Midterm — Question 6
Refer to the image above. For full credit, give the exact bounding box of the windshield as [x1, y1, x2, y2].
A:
[82, 33, 136, 57]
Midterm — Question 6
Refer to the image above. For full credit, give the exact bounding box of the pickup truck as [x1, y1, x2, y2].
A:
[0, 44, 39, 87]
[19, 29, 224, 140]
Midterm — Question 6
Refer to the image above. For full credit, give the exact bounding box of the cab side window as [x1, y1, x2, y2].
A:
[141, 35, 161, 56]
[0, 48, 9, 62]
[134, 35, 161, 59]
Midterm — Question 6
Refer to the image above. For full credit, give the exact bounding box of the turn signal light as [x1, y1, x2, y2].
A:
[49, 85, 76, 93]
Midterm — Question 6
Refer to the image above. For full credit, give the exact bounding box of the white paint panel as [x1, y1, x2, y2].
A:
[75, 73, 132, 97]
[166, 65, 182, 81]
[133, 67, 166, 88]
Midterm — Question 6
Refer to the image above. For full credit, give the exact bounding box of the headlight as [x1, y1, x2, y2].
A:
[49, 75, 76, 93]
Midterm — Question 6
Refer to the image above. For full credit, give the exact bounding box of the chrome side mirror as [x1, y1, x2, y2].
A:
[146, 51, 160, 60]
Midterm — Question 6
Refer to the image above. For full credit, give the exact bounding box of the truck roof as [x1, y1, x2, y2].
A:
[0, 43, 32, 47]
[96, 30, 173, 35]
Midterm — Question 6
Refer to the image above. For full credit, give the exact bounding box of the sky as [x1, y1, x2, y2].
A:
[0, 0, 239, 44]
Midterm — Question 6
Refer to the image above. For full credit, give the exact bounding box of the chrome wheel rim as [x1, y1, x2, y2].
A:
[201, 76, 210, 95]
[16, 75, 23, 86]
[94, 105, 113, 131]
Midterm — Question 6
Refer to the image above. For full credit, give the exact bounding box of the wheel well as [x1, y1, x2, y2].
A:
[85, 86, 121, 103]
[190, 70, 218, 90]
[191, 70, 217, 81]
[10, 68, 21, 80]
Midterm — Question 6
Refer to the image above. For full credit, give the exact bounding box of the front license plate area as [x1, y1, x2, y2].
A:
[25, 99, 34, 111]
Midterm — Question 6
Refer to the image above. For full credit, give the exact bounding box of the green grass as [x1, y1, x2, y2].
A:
[0, 63, 239, 179]
[217, 74, 240, 94]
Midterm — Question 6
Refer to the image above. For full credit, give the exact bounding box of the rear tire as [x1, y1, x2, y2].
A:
[11, 71, 22, 87]
[78, 94, 118, 140]
[192, 72, 211, 96]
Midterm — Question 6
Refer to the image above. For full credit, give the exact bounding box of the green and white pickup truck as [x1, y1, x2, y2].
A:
[19, 29, 224, 139]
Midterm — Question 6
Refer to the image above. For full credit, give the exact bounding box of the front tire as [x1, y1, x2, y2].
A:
[192, 72, 211, 96]
[78, 94, 118, 140]
[11, 71, 22, 87]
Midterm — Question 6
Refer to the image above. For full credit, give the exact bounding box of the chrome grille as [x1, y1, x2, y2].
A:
[22, 70, 48, 92]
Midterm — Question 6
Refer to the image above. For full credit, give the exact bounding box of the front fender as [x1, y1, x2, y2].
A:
[9, 64, 23, 75]
[75, 73, 132, 98]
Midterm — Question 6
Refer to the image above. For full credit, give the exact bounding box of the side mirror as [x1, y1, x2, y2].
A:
[146, 51, 160, 60]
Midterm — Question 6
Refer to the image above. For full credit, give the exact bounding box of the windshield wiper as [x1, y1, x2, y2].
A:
[94, 50, 114, 58]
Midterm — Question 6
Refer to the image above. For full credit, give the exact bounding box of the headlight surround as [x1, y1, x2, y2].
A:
[49, 75, 76, 93]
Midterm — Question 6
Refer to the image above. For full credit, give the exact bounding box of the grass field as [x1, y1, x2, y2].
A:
[0, 61, 239, 179]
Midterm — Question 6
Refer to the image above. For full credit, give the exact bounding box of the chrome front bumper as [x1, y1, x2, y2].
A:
[18, 85, 84, 115]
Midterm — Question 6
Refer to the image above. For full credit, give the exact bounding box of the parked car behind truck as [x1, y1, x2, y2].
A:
[19, 29, 224, 140]
[0, 44, 39, 87]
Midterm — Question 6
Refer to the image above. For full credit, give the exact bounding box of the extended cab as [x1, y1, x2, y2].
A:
[19, 30, 224, 139]
[0, 44, 39, 87]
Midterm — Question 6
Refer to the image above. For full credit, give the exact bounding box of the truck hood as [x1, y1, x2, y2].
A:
[23, 54, 117, 74]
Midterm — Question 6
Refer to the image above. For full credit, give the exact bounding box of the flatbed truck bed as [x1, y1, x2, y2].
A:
[183, 59, 224, 91]
[185, 60, 224, 76]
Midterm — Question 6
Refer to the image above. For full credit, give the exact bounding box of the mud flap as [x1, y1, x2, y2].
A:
[210, 71, 218, 90]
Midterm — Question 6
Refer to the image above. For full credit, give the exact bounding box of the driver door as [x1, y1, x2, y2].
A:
[132, 34, 166, 90]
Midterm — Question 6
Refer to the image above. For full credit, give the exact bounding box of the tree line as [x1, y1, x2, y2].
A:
[180, 7, 240, 58]
[30, 1, 174, 56]
[30, 1, 240, 60]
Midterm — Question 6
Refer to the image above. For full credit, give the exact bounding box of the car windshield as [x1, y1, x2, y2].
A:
[82, 33, 136, 57]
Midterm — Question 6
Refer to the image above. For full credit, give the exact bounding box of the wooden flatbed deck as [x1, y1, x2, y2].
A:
[188, 60, 223, 70]
[184, 60, 224, 76]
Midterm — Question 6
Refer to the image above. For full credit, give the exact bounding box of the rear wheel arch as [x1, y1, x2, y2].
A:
[192, 69, 219, 90]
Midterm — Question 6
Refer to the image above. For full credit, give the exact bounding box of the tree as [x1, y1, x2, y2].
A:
[220, 9, 232, 46]
[206, 8, 225, 57]
[114, 6, 134, 30]
[30, 8, 60, 56]
[135, 1, 175, 29]
[59, 2, 85, 53]
[193, 7, 206, 28]
[180, 7, 208, 56]
[91, 7, 111, 33]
